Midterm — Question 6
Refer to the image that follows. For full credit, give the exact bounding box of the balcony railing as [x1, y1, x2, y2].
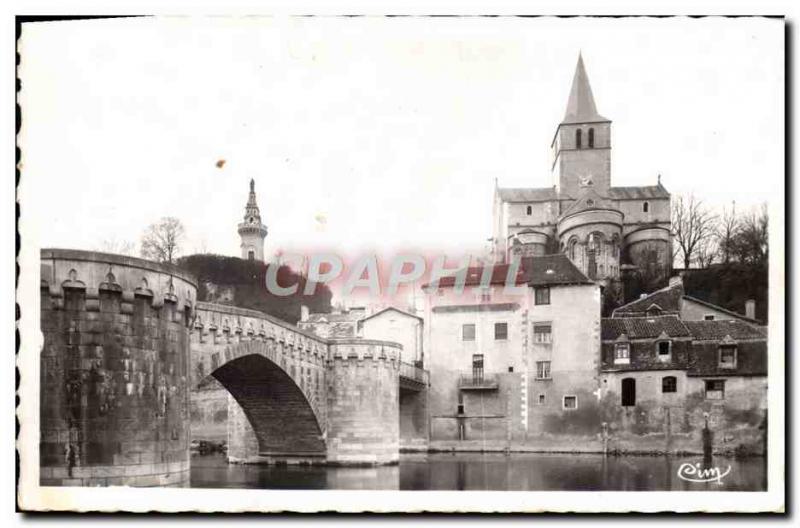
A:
[399, 361, 429, 386]
[458, 372, 499, 390]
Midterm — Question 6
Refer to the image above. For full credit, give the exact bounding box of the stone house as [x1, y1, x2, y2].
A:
[612, 275, 761, 325]
[358, 307, 424, 365]
[423, 254, 602, 447]
[599, 316, 767, 454]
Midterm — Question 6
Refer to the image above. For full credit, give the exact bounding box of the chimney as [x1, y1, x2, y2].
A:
[745, 299, 756, 320]
[300, 305, 309, 322]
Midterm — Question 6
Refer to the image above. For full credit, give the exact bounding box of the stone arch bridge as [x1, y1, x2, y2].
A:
[38, 249, 428, 487]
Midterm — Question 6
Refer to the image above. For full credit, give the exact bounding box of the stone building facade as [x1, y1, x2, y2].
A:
[492, 55, 672, 289]
[423, 254, 602, 448]
[599, 316, 767, 454]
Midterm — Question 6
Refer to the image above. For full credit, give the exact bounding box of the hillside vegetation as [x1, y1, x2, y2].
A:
[177, 254, 332, 325]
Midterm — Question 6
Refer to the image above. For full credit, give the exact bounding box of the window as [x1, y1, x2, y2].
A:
[704, 314, 715, 321]
[533, 324, 552, 344]
[526, 205, 532, 215]
[536, 361, 552, 380]
[462, 324, 476, 341]
[646, 307, 662, 316]
[576, 129, 582, 149]
[588, 128, 595, 148]
[537, 394, 546, 405]
[662, 376, 677, 393]
[563, 395, 578, 410]
[621, 378, 636, 406]
[508, 366, 514, 373]
[494, 322, 508, 340]
[535, 287, 551, 305]
[457, 392, 465, 415]
[705, 379, 725, 400]
[657, 341, 671, 362]
[480, 288, 491, 303]
[718, 345, 737, 369]
[472, 354, 484, 382]
[614, 343, 630, 365]
[248, 250, 255, 260]
[643, 201, 649, 213]
[568, 238, 578, 260]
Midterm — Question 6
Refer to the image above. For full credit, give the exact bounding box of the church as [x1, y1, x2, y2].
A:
[492, 55, 672, 290]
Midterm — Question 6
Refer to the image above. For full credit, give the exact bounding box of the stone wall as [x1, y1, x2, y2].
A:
[326, 340, 401, 465]
[399, 389, 429, 451]
[39, 249, 196, 487]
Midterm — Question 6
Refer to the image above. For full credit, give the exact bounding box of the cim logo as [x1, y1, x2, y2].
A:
[677, 462, 732, 484]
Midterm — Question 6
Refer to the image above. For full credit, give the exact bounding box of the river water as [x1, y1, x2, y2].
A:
[190, 452, 766, 491]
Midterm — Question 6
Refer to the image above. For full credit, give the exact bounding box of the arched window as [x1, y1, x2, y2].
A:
[662, 376, 677, 393]
[642, 202, 649, 213]
[575, 129, 582, 149]
[588, 128, 595, 148]
[526, 205, 532, 215]
[248, 250, 255, 260]
[568, 238, 578, 260]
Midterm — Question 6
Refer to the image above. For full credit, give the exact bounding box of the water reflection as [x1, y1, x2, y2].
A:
[190, 452, 765, 491]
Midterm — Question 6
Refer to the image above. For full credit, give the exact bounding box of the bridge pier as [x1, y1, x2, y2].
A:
[326, 340, 401, 465]
[39, 250, 196, 487]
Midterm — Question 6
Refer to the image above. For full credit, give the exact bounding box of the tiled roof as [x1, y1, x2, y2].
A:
[683, 320, 766, 341]
[496, 187, 561, 203]
[496, 184, 669, 204]
[682, 295, 761, 324]
[688, 341, 767, 376]
[560, 187, 615, 217]
[602, 316, 767, 343]
[607, 185, 670, 200]
[429, 263, 523, 288]
[359, 306, 423, 323]
[425, 254, 591, 289]
[613, 281, 684, 316]
[601, 315, 691, 340]
[520, 254, 592, 286]
[304, 312, 361, 324]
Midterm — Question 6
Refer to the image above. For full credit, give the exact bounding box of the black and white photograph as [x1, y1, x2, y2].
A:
[13, 13, 786, 514]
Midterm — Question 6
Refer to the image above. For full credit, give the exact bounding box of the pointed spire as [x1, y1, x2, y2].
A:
[244, 178, 262, 223]
[562, 53, 608, 124]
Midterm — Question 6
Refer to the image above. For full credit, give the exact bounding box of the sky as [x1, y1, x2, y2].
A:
[19, 16, 784, 262]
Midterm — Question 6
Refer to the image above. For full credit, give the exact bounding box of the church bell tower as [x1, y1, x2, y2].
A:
[551, 54, 612, 197]
[238, 179, 268, 261]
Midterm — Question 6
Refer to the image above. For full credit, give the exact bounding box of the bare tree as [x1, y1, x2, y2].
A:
[140, 217, 185, 264]
[671, 194, 717, 269]
[715, 201, 740, 264]
[98, 238, 136, 256]
[694, 236, 718, 269]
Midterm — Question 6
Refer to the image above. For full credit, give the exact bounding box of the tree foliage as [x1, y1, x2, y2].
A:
[177, 254, 333, 325]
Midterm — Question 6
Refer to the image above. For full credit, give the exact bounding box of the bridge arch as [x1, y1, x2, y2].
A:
[211, 352, 325, 462]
